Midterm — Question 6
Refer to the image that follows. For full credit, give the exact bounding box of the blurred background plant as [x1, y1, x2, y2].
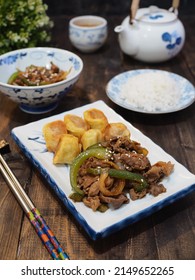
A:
[0, 0, 53, 55]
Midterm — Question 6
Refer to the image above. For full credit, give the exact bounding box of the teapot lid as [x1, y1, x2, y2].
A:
[135, 6, 177, 23]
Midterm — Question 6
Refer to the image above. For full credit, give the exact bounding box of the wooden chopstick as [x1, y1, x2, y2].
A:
[0, 154, 69, 260]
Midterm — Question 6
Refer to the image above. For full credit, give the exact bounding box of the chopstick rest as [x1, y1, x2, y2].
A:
[0, 140, 69, 260]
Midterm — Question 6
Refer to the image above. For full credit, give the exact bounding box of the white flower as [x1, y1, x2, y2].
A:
[0, 0, 53, 54]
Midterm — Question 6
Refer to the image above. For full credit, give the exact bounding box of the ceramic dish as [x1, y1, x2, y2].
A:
[106, 69, 195, 114]
[0, 47, 83, 114]
[11, 100, 195, 240]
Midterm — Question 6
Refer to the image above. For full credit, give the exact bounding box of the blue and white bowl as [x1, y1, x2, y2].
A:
[69, 15, 107, 53]
[0, 47, 83, 114]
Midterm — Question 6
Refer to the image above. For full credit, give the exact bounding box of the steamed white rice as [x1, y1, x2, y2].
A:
[120, 71, 181, 112]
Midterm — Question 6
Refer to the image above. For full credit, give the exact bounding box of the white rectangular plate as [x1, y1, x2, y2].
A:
[11, 100, 195, 240]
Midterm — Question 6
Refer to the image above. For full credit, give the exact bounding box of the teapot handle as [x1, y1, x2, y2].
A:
[129, 0, 140, 24]
[172, 0, 180, 9]
[169, 0, 180, 15]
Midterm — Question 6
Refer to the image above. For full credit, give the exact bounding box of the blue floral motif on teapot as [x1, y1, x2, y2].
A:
[162, 31, 182, 50]
[149, 14, 163, 20]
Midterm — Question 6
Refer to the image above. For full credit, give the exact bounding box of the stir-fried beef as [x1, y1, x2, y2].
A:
[74, 137, 174, 212]
[103, 136, 147, 155]
[148, 183, 166, 197]
[113, 152, 151, 171]
[9, 62, 69, 86]
[100, 193, 129, 209]
[88, 181, 100, 196]
[83, 196, 101, 211]
[77, 174, 99, 191]
[144, 161, 174, 183]
[129, 188, 147, 200]
[79, 157, 111, 176]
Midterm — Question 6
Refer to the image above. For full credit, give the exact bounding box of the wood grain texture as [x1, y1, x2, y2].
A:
[0, 14, 194, 260]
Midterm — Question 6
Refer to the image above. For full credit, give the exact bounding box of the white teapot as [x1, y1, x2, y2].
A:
[114, 5, 185, 63]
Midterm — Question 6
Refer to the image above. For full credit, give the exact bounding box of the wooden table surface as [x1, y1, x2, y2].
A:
[0, 15, 195, 260]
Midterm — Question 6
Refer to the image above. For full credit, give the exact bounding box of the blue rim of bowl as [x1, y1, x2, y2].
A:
[0, 47, 83, 89]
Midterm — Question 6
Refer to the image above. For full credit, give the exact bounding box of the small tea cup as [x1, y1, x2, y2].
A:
[69, 15, 108, 53]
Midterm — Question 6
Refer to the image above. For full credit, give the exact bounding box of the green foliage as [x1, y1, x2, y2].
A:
[0, 0, 54, 54]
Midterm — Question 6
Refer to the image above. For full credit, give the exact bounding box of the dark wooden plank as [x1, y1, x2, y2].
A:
[0, 14, 195, 260]
[0, 181, 23, 260]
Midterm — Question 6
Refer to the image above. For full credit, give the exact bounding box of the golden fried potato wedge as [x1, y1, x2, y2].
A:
[64, 114, 89, 139]
[83, 108, 108, 131]
[42, 120, 67, 153]
[104, 122, 130, 141]
[81, 129, 104, 150]
[53, 134, 81, 164]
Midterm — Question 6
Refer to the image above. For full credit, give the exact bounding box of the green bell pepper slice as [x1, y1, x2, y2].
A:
[88, 167, 148, 192]
[70, 147, 112, 195]
[7, 71, 19, 84]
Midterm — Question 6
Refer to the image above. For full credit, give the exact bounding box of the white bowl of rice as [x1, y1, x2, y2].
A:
[106, 69, 195, 114]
